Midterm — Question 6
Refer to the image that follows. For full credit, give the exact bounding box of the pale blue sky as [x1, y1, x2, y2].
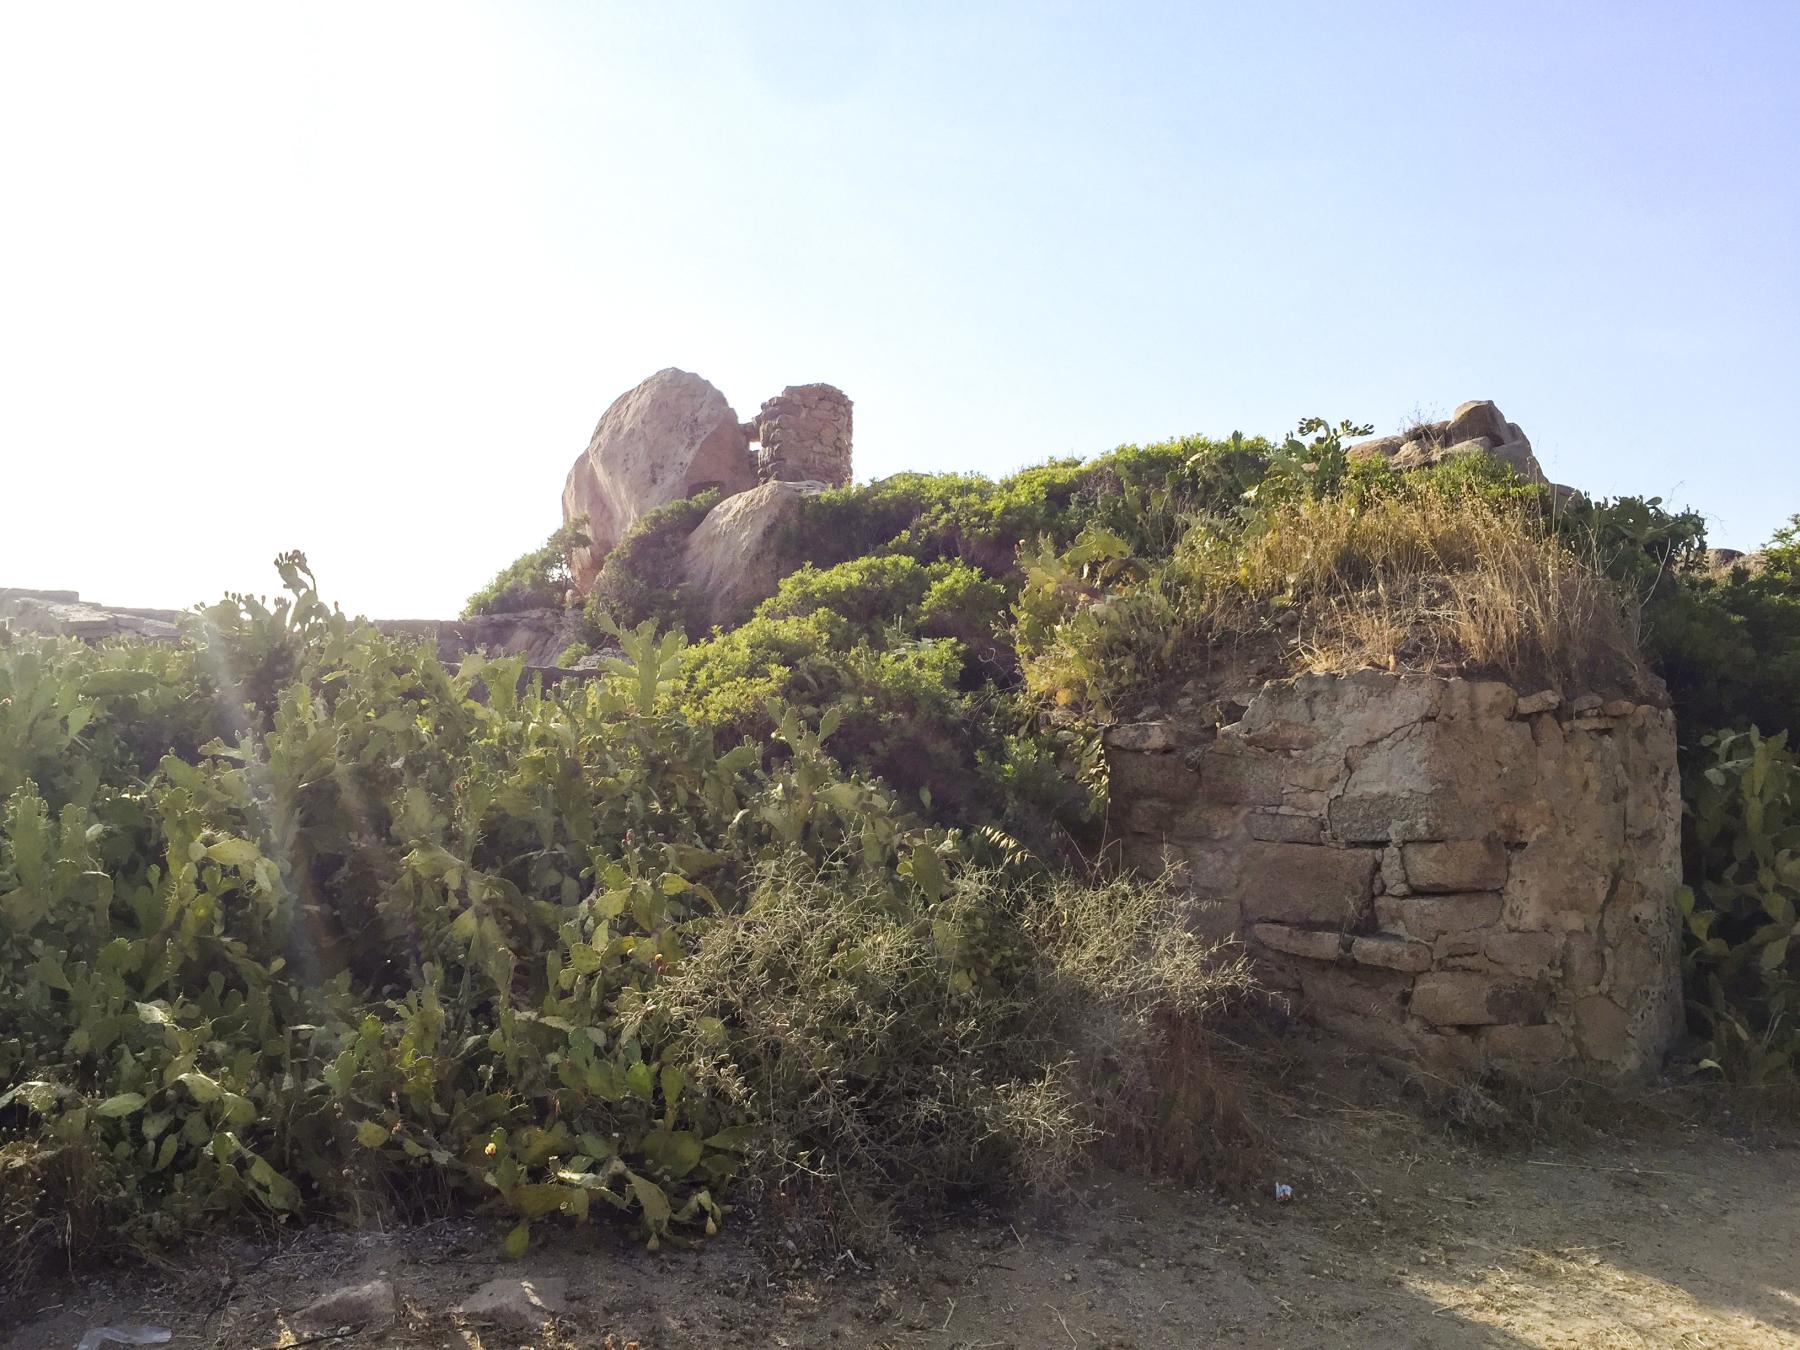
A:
[2, 1, 1795, 616]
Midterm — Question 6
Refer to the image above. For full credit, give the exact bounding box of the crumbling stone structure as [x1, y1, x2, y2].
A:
[1106, 671, 1684, 1077]
[748, 384, 854, 487]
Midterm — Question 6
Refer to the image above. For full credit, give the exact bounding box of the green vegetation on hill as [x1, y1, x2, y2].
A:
[0, 555, 1250, 1282]
[8, 420, 1800, 1283]
[472, 427, 1800, 1081]
[462, 519, 589, 617]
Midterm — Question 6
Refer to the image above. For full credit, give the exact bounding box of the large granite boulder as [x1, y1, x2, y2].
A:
[680, 479, 823, 631]
[562, 369, 758, 594]
[1347, 399, 1551, 489]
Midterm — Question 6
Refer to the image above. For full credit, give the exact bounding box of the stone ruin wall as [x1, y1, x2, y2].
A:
[749, 383, 853, 487]
[1106, 671, 1685, 1077]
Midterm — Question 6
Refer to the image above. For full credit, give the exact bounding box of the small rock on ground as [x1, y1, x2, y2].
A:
[457, 1275, 570, 1329]
[293, 1277, 397, 1333]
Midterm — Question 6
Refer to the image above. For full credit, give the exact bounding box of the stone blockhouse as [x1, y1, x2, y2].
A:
[748, 384, 853, 487]
[1105, 671, 1684, 1077]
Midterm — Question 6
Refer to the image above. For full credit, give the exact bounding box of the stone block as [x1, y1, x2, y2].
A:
[1108, 749, 1201, 802]
[1402, 838, 1509, 892]
[1168, 801, 1244, 843]
[1283, 787, 1331, 815]
[1504, 834, 1619, 930]
[1562, 935, 1605, 991]
[1103, 721, 1176, 753]
[1251, 923, 1345, 962]
[1237, 841, 1376, 926]
[1377, 892, 1503, 941]
[1196, 742, 1288, 806]
[1243, 719, 1323, 751]
[1515, 689, 1561, 716]
[1573, 995, 1633, 1064]
[1482, 931, 1564, 978]
[1124, 797, 1175, 835]
[1438, 680, 1518, 722]
[1431, 935, 1492, 971]
[1496, 799, 1556, 844]
[1528, 713, 1567, 760]
[1411, 972, 1548, 1027]
[1379, 845, 1408, 894]
[1327, 791, 1417, 843]
[1246, 811, 1324, 844]
[1348, 934, 1432, 973]
[1327, 789, 1496, 844]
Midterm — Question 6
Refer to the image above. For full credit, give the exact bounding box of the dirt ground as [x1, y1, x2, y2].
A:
[7, 1036, 1797, 1350]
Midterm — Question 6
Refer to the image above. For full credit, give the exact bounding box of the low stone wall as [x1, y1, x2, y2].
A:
[1106, 671, 1684, 1076]
[0, 592, 582, 670]
[0, 592, 181, 641]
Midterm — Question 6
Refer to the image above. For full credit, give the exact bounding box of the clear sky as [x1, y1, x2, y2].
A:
[3, 1, 1795, 618]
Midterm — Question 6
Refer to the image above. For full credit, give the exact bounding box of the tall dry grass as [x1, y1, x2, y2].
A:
[1183, 488, 1651, 694]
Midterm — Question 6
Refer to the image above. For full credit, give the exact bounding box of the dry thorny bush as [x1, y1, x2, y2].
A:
[653, 859, 1261, 1253]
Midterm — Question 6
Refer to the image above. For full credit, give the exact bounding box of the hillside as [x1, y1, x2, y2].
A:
[3, 396, 1799, 1345]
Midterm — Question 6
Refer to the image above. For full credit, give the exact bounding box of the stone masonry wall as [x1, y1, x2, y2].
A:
[751, 384, 853, 487]
[1105, 671, 1685, 1077]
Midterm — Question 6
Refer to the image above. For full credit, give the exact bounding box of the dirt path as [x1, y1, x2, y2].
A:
[8, 1053, 1798, 1349]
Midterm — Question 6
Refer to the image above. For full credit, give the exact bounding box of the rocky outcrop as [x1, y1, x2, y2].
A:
[560, 370, 854, 598]
[0, 591, 180, 642]
[680, 479, 823, 631]
[1106, 670, 1684, 1077]
[1348, 399, 1550, 487]
[562, 370, 761, 594]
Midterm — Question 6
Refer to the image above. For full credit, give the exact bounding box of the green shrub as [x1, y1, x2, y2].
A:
[0, 567, 954, 1267]
[555, 641, 593, 667]
[1649, 516, 1800, 743]
[1013, 425, 1655, 719]
[0, 558, 1246, 1278]
[586, 491, 719, 638]
[755, 555, 941, 638]
[463, 519, 588, 617]
[1679, 726, 1800, 1080]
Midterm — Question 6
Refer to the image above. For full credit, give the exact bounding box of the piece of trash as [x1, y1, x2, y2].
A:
[1273, 1182, 1294, 1203]
[75, 1328, 172, 1350]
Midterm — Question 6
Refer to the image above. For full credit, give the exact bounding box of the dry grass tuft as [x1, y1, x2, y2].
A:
[1186, 488, 1652, 695]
